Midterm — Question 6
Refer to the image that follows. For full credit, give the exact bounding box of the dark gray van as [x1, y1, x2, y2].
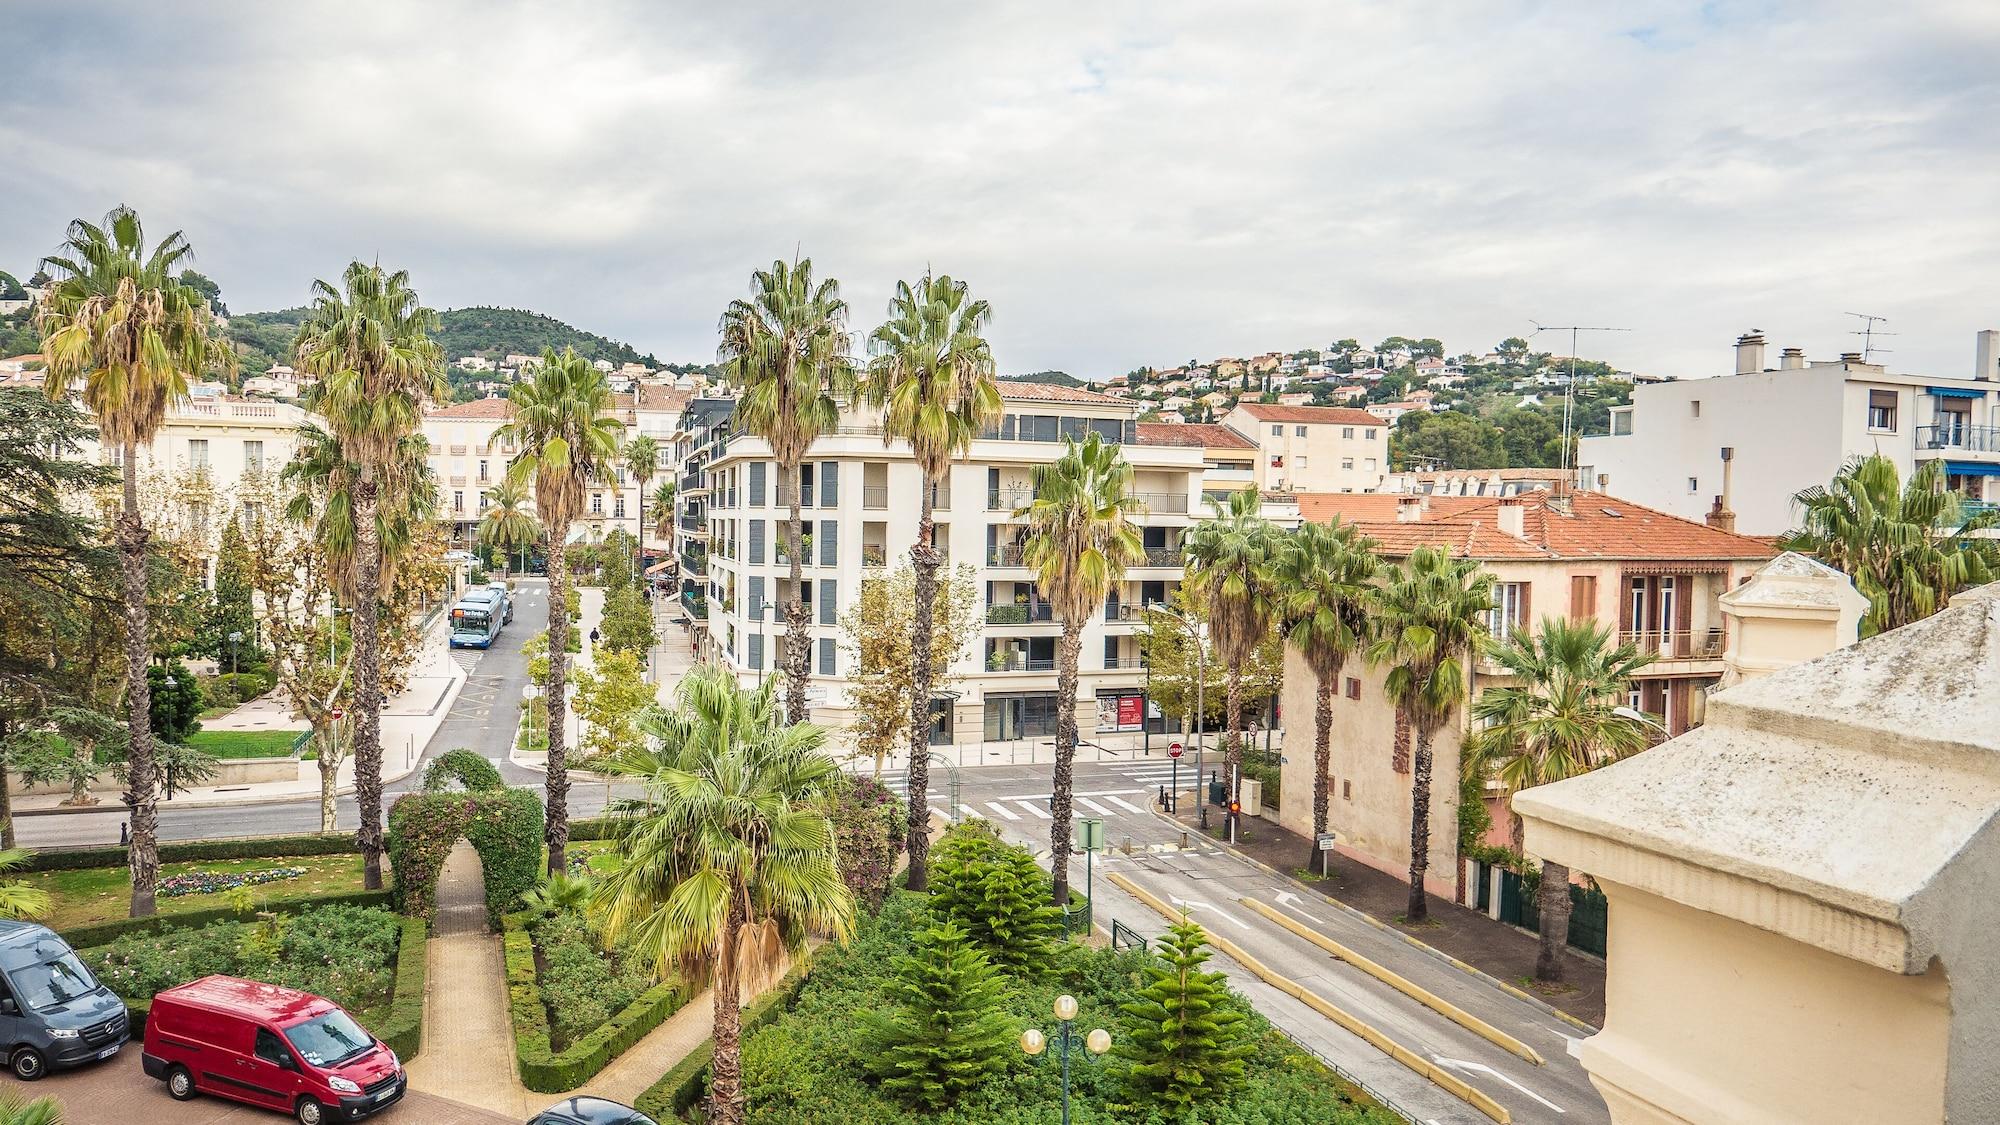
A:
[0, 919, 129, 1079]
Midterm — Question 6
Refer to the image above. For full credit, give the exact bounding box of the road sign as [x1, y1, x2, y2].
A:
[1077, 817, 1105, 853]
[1316, 833, 1336, 851]
[1168, 742, 1183, 759]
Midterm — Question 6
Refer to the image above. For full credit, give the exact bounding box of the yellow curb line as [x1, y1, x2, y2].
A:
[1107, 872, 1511, 1125]
[1239, 896, 1545, 1066]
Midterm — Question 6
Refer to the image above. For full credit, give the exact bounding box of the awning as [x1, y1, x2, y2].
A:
[1945, 461, 2000, 477]
[1930, 386, 1989, 400]
[644, 560, 672, 576]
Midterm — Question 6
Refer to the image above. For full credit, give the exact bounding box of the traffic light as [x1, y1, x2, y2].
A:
[1229, 801, 1241, 817]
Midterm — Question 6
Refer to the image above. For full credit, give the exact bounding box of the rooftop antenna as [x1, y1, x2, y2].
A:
[1845, 312, 1895, 362]
[1528, 320, 1632, 487]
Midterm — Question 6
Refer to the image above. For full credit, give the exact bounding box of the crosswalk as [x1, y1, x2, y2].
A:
[868, 769, 1159, 826]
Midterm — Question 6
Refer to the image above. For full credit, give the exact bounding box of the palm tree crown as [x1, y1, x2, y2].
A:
[295, 263, 446, 468]
[283, 422, 436, 596]
[862, 273, 1002, 482]
[478, 477, 542, 573]
[497, 348, 623, 531]
[1017, 433, 1145, 625]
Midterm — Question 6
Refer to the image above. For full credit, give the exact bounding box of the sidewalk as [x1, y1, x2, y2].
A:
[1160, 793, 1608, 1027]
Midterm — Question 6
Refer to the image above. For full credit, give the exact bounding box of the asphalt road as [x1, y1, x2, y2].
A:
[874, 757, 1608, 1125]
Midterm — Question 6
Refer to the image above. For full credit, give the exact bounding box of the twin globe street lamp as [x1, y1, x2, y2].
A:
[1020, 993, 1110, 1125]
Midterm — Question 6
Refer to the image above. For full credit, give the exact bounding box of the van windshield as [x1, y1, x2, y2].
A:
[8, 953, 99, 1013]
[285, 1009, 374, 1068]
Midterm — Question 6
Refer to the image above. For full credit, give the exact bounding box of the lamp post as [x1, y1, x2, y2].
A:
[522, 682, 541, 752]
[1020, 993, 1110, 1125]
[161, 674, 178, 802]
[227, 630, 243, 677]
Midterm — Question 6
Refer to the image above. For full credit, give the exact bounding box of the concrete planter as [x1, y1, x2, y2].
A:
[11, 754, 302, 798]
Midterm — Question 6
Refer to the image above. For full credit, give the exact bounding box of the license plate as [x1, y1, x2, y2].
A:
[97, 1045, 120, 1060]
[376, 1085, 397, 1103]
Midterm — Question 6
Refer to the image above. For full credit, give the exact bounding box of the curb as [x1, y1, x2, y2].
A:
[1146, 796, 1599, 1035]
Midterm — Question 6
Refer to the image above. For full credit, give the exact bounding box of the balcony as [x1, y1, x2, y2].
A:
[986, 603, 1055, 625]
[988, 544, 1028, 567]
[678, 514, 706, 532]
[862, 544, 889, 569]
[1620, 628, 1726, 662]
[986, 652, 1056, 672]
[1917, 423, 2000, 454]
[1127, 491, 1190, 515]
[863, 485, 889, 509]
[680, 548, 707, 576]
[990, 486, 1037, 511]
[680, 592, 709, 620]
[1135, 546, 1183, 567]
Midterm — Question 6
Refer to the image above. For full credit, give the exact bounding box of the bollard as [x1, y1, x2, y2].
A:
[1122, 836, 1132, 856]
[1180, 830, 1190, 850]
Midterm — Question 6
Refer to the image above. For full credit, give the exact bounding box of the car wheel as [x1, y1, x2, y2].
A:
[166, 1064, 196, 1100]
[295, 1096, 325, 1125]
[10, 1046, 46, 1080]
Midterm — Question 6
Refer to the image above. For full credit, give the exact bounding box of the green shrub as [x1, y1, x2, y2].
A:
[503, 911, 683, 1093]
[28, 832, 359, 873]
[929, 822, 1062, 975]
[86, 905, 400, 1018]
[375, 916, 429, 1059]
[1114, 918, 1255, 1111]
[1241, 759, 1282, 808]
[830, 775, 905, 911]
[422, 748, 505, 792]
[531, 910, 654, 1048]
[861, 920, 1016, 1109]
[57, 889, 391, 949]
[387, 787, 543, 925]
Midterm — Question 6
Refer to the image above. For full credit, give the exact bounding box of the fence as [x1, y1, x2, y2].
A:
[1110, 918, 1149, 953]
[1492, 865, 1609, 957]
[1267, 1024, 1421, 1123]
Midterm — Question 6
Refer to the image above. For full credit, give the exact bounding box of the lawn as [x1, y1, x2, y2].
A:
[186, 728, 307, 759]
[29, 853, 367, 931]
[565, 838, 622, 874]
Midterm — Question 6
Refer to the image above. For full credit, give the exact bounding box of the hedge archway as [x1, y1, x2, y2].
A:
[387, 787, 544, 926]
[423, 748, 506, 793]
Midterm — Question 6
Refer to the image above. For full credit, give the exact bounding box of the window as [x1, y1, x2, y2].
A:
[479, 492, 489, 511]
[243, 440, 264, 472]
[1362, 458, 1377, 472]
[1868, 390, 1897, 431]
[1296, 456, 1308, 469]
[820, 519, 837, 566]
[1688, 477, 1700, 493]
[1345, 677, 1361, 700]
[749, 462, 766, 506]
[819, 579, 836, 625]
[748, 633, 764, 670]
[1691, 400, 1702, 418]
[818, 636, 835, 676]
[1488, 582, 1528, 640]
[1342, 427, 1354, 438]
[614, 497, 626, 518]
[749, 520, 765, 564]
[1570, 574, 1598, 620]
[1269, 455, 1283, 467]
[1342, 780, 1352, 800]
[1271, 424, 1282, 436]
[1341, 457, 1354, 470]
[1364, 428, 1377, 440]
[1295, 425, 1307, 437]
[188, 439, 209, 470]
[478, 459, 488, 482]
[254, 1029, 291, 1067]
[820, 462, 839, 507]
[453, 490, 464, 512]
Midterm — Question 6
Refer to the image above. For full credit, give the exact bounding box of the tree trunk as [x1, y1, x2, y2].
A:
[0, 758, 14, 851]
[545, 532, 573, 875]
[351, 472, 386, 892]
[1224, 666, 1244, 830]
[708, 894, 747, 1125]
[68, 740, 94, 806]
[1050, 621, 1084, 908]
[317, 723, 340, 834]
[1407, 721, 1434, 923]
[781, 466, 811, 726]
[119, 444, 160, 917]
[904, 484, 938, 892]
[635, 487, 645, 584]
[1536, 859, 1573, 983]
[1309, 671, 1336, 875]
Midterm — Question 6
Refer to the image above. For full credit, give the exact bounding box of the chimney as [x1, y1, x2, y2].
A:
[1977, 330, 2000, 382]
[1735, 331, 1766, 375]
[1396, 496, 1425, 523]
[1496, 496, 1526, 538]
[1780, 347, 1806, 370]
[1707, 447, 1737, 533]
[1839, 352, 1864, 366]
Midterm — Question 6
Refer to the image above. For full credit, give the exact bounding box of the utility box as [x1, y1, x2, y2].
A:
[1242, 777, 1263, 818]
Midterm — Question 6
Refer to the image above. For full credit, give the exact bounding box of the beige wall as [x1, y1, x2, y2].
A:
[1225, 406, 1389, 493]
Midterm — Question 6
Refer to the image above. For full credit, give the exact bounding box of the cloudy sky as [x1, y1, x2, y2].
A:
[5, 1, 1998, 379]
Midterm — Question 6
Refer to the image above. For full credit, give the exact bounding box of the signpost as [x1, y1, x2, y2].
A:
[1316, 832, 1336, 876]
[1167, 741, 1183, 813]
[1076, 817, 1104, 931]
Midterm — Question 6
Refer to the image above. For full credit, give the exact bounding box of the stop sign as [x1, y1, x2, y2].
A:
[1168, 742, 1183, 759]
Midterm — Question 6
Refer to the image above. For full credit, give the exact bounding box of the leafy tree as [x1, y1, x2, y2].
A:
[1000, 369, 1084, 388]
[863, 272, 1001, 891]
[202, 516, 258, 665]
[0, 272, 23, 301]
[836, 563, 982, 777]
[478, 477, 541, 576]
[36, 206, 231, 916]
[1114, 918, 1255, 1110]
[722, 258, 855, 726]
[572, 649, 653, 762]
[599, 582, 655, 656]
[861, 919, 1016, 1109]
[177, 269, 225, 316]
[497, 347, 622, 874]
[426, 306, 661, 369]
[595, 666, 854, 1125]
[1469, 619, 1655, 982]
[928, 821, 1063, 974]
[1183, 490, 1281, 827]
[1368, 547, 1494, 922]
[1392, 409, 1506, 471]
[1780, 455, 1997, 637]
[146, 660, 204, 746]
[1017, 433, 1143, 905]
[10, 705, 124, 807]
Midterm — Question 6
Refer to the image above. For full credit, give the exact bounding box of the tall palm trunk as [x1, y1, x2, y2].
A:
[545, 532, 573, 875]
[904, 485, 938, 892]
[1536, 860, 1573, 983]
[1050, 620, 1084, 908]
[1407, 721, 1435, 922]
[1224, 667, 1244, 832]
[351, 472, 386, 892]
[781, 463, 810, 725]
[1309, 670, 1337, 875]
[708, 894, 747, 1125]
[118, 444, 161, 916]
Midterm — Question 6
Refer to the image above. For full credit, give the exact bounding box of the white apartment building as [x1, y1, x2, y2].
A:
[1219, 403, 1390, 493]
[421, 397, 647, 558]
[689, 382, 1220, 747]
[1578, 330, 2000, 535]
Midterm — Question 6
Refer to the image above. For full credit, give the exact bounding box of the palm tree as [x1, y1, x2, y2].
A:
[624, 434, 659, 581]
[718, 259, 855, 724]
[293, 263, 445, 892]
[862, 273, 1002, 891]
[595, 665, 854, 1125]
[1017, 433, 1143, 907]
[1781, 454, 1997, 637]
[0, 1087, 64, 1125]
[498, 347, 623, 874]
[36, 206, 229, 917]
[650, 479, 677, 541]
[1182, 489, 1281, 834]
[1470, 619, 1655, 981]
[1367, 547, 1494, 923]
[478, 477, 542, 577]
[1271, 519, 1381, 875]
[0, 842, 51, 921]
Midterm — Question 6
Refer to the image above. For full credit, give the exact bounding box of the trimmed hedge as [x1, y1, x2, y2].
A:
[58, 889, 393, 950]
[387, 787, 544, 926]
[502, 911, 684, 1093]
[423, 748, 505, 793]
[569, 816, 618, 842]
[27, 832, 361, 873]
[632, 965, 807, 1121]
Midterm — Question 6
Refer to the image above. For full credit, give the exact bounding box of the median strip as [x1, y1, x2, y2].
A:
[1238, 896, 1544, 1066]
[1106, 871, 1511, 1124]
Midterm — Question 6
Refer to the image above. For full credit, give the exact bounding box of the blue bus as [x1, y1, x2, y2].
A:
[449, 587, 509, 649]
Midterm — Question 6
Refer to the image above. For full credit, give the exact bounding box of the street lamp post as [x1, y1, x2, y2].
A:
[1020, 993, 1110, 1125]
[227, 630, 243, 677]
[161, 674, 178, 802]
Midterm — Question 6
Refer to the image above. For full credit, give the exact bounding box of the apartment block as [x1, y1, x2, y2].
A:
[1220, 403, 1390, 492]
[422, 397, 647, 557]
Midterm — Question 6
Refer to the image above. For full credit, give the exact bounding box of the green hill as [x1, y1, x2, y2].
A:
[224, 305, 674, 380]
[1002, 369, 1084, 388]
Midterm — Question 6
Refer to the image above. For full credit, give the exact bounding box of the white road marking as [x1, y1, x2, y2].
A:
[984, 801, 1022, 821]
[1077, 797, 1113, 816]
[997, 788, 1148, 801]
[956, 804, 980, 820]
[1433, 1056, 1565, 1113]
[1017, 801, 1053, 820]
[1168, 893, 1252, 930]
[1102, 794, 1148, 815]
[1273, 891, 1325, 925]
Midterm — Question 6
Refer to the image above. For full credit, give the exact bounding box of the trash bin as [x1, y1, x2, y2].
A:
[1208, 778, 1227, 807]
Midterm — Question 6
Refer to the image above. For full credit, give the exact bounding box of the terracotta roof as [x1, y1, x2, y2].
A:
[1294, 491, 1778, 564]
[996, 381, 1126, 405]
[427, 397, 515, 420]
[633, 384, 693, 412]
[1136, 422, 1256, 449]
[1294, 494, 1499, 524]
[1231, 403, 1382, 425]
[1343, 520, 1555, 561]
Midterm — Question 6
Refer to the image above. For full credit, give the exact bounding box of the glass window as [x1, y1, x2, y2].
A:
[244, 440, 264, 471]
[1341, 457, 1354, 470]
[1295, 425, 1307, 437]
[1688, 477, 1700, 493]
[6, 952, 98, 1013]
[614, 497, 626, 518]
[1342, 427, 1353, 438]
[255, 1028, 291, 1066]
[478, 459, 488, 482]
[1270, 424, 1282, 436]
[283, 1010, 374, 1068]
[188, 438, 209, 469]
[1488, 582, 1527, 641]
[453, 491, 464, 512]
[1365, 428, 1377, 440]
[1868, 390, 1897, 431]
[817, 636, 835, 675]
[591, 493, 603, 514]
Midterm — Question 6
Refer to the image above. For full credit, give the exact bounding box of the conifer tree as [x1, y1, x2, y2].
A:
[1116, 918, 1256, 1110]
[862, 920, 1016, 1109]
[929, 822, 1063, 974]
[205, 516, 259, 665]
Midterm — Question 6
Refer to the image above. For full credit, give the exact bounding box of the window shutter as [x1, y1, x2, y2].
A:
[748, 576, 765, 620]
[818, 636, 835, 676]
[1674, 576, 1693, 654]
[819, 579, 836, 625]
[820, 462, 839, 507]
[1619, 577, 1636, 632]
[1518, 582, 1532, 632]
[1570, 575, 1596, 620]
[748, 633, 763, 671]
[820, 519, 837, 567]
[749, 520, 765, 565]
[749, 462, 765, 507]
[1346, 677, 1361, 700]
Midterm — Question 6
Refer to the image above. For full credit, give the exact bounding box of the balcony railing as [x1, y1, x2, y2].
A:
[1127, 491, 1189, 514]
[1135, 546, 1183, 566]
[988, 544, 1028, 567]
[862, 544, 888, 568]
[986, 603, 1055, 624]
[990, 486, 1036, 511]
[1619, 628, 1725, 660]
[1918, 423, 2000, 453]
[681, 592, 709, 620]
[1103, 656, 1139, 669]
[986, 653, 1057, 672]
[863, 485, 889, 509]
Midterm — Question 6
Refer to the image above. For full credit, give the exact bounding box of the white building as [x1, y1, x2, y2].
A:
[457, 356, 495, 373]
[422, 397, 648, 558]
[1578, 330, 2000, 535]
[1219, 402, 1390, 493]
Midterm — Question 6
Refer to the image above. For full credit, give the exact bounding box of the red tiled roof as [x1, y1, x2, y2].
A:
[1294, 491, 1777, 563]
[1231, 403, 1382, 425]
[427, 397, 515, 420]
[633, 384, 692, 412]
[1136, 422, 1256, 449]
[997, 381, 1126, 404]
[1344, 520, 1555, 561]
[1293, 494, 1496, 524]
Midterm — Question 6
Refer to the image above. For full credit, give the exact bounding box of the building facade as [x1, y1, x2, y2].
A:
[421, 397, 647, 558]
[1220, 403, 1390, 493]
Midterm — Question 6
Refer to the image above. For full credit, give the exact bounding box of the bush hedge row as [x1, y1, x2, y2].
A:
[58, 889, 394, 950]
[502, 911, 685, 1093]
[632, 965, 806, 1121]
[27, 832, 361, 873]
[387, 787, 543, 926]
[568, 816, 618, 842]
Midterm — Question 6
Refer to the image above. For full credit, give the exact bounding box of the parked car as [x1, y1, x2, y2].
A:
[0, 919, 130, 1080]
[143, 975, 405, 1124]
[526, 1096, 658, 1125]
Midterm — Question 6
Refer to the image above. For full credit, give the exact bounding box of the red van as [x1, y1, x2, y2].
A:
[141, 976, 405, 1124]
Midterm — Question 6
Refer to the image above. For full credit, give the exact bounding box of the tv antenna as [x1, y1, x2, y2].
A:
[1528, 321, 1632, 485]
[1845, 312, 1895, 362]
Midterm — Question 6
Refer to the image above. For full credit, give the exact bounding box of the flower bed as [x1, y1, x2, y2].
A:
[158, 865, 306, 898]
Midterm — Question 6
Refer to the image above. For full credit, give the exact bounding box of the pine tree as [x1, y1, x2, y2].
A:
[205, 516, 259, 665]
[862, 920, 1017, 1110]
[929, 823, 1063, 974]
[1115, 918, 1256, 1111]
